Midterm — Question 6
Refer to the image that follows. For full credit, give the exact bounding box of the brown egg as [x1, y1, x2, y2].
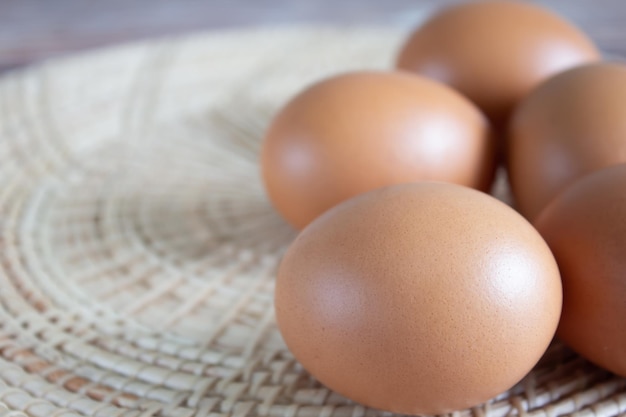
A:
[275, 182, 562, 415]
[396, 0, 600, 127]
[509, 63, 626, 220]
[261, 71, 494, 230]
[535, 164, 626, 377]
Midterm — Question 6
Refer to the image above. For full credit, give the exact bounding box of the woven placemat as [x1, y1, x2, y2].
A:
[0, 27, 624, 417]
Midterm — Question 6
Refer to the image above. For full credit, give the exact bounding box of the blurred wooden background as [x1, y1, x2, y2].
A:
[0, 0, 625, 73]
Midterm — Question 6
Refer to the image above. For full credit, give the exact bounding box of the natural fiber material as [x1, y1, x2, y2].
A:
[0, 27, 624, 417]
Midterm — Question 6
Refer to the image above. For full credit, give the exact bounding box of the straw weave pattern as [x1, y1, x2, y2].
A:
[0, 28, 624, 417]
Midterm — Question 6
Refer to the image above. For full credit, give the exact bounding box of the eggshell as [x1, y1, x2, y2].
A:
[275, 182, 562, 415]
[535, 164, 626, 377]
[261, 71, 495, 230]
[509, 63, 626, 220]
[396, 0, 600, 126]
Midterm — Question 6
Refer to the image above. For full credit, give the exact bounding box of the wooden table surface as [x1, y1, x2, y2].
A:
[1, 0, 625, 73]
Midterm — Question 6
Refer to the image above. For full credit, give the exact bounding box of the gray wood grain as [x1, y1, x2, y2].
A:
[0, 0, 624, 72]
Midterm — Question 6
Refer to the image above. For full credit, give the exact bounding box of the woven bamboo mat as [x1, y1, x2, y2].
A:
[0, 27, 624, 417]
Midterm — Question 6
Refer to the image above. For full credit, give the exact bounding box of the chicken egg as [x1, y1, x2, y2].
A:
[509, 62, 626, 219]
[535, 163, 626, 377]
[275, 182, 562, 415]
[396, 0, 599, 127]
[261, 71, 495, 229]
